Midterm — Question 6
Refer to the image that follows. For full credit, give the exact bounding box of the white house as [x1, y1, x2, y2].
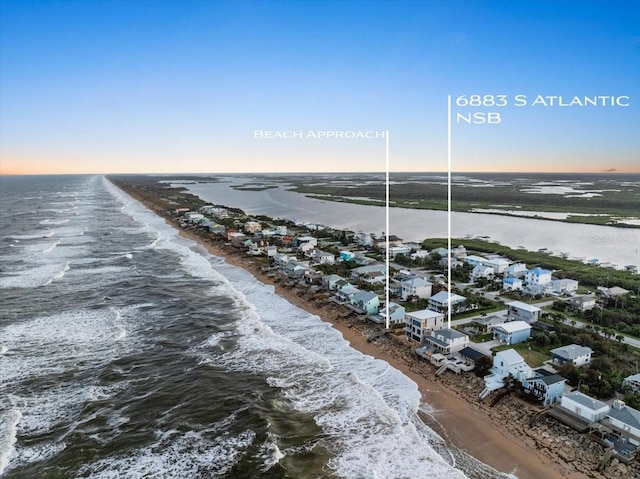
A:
[275, 225, 287, 235]
[484, 258, 510, 275]
[363, 270, 386, 285]
[481, 349, 533, 399]
[313, 251, 335, 265]
[405, 309, 445, 343]
[506, 300, 540, 323]
[370, 302, 406, 325]
[389, 245, 412, 258]
[550, 344, 593, 367]
[465, 255, 488, 267]
[526, 267, 552, 286]
[603, 401, 640, 447]
[503, 277, 523, 291]
[425, 328, 469, 354]
[410, 250, 431, 260]
[298, 242, 315, 254]
[296, 236, 318, 247]
[471, 264, 494, 281]
[400, 277, 432, 301]
[550, 278, 579, 294]
[560, 391, 610, 423]
[505, 263, 527, 277]
[428, 291, 467, 314]
[351, 264, 386, 280]
[323, 274, 344, 291]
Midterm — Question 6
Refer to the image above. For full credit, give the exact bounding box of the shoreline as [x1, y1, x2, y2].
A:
[114, 181, 628, 479]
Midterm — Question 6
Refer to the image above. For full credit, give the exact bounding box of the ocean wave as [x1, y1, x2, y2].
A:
[0, 409, 21, 475]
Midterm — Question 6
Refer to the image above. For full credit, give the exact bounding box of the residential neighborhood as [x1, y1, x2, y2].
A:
[166, 199, 640, 468]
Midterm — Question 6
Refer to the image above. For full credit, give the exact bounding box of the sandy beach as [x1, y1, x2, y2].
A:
[117, 183, 631, 479]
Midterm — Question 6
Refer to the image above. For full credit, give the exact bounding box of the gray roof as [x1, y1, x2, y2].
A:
[352, 291, 378, 302]
[540, 374, 566, 386]
[459, 347, 484, 361]
[607, 404, 640, 430]
[550, 344, 593, 360]
[435, 328, 467, 340]
[564, 391, 608, 411]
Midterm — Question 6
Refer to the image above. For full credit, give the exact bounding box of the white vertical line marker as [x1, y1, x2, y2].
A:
[385, 130, 390, 330]
[447, 96, 452, 329]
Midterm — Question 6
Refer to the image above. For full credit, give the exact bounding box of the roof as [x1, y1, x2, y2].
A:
[459, 347, 484, 361]
[406, 309, 444, 320]
[625, 373, 640, 383]
[485, 258, 510, 265]
[493, 321, 531, 333]
[540, 374, 566, 386]
[465, 255, 487, 262]
[403, 277, 431, 287]
[528, 267, 551, 275]
[550, 344, 593, 360]
[503, 277, 522, 284]
[432, 328, 467, 340]
[352, 291, 378, 303]
[430, 291, 466, 303]
[563, 391, 609, 411]
[473, 315, 505, 326]
[496, 349, 526, 365]
[506, 301, 541, 313]
[607, 404, 640, 430]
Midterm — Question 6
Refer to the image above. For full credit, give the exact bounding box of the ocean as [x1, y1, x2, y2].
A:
[0, 175, 505, 479]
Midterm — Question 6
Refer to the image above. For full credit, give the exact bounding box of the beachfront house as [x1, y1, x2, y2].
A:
[559, 391, 610, 423]
[521, 369, 567, 406]
[337, 286, 360, 302]
[400, 277, 432, 301]
[550, 344, 593, 367]
[424, 328, 469, 355]
[370, 302, 405, 325]
[428, 291, 467, 314]
[323, 274, 345, 291]
[335, 278, 355, 292]
[503, 277, 523, 291]
[602, 401, 640, 447]
[472, 315, 506, 334]
[405, 309, 445, 343]
[492, 321, 531, 345]
[350, 291, 380, 315]
[480, 349, 533, 399]
[351, 264, 386, 280]
[506, 301, 540, 323]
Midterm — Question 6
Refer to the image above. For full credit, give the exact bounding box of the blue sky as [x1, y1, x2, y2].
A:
[1, 0, 638, 174]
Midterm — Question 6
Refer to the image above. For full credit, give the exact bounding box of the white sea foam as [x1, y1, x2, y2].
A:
[0, 262, 71, 289]
[0, 409, 21, 475]
[79, 428, 256, 478]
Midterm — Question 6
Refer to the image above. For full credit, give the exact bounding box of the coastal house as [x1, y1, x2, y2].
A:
[410, 249, 431, 260]
[424, 328, 469, 355]
[428, 291, 467, 314]
[602, 401, 640, 447]
[388, 245, 412, 258]
[400, 277, 432, 301]
[598, 286, 631, 298]
[505, 263, 527, 278]
[472, 315, 505, 334]
[264, 245, 278, 257]
[450, 245, 467, 258]
[208, 224, 227, 235]
[483, 258, 510, 275]
[184, 212, 205, 222]
[521, 369, 567, 406]
[350, 291, 380, 315]
[550, 278, 579, 294]
[337, 286, 360, 302]
[559, 391, 610, 423]
[471, 264, 494, 282]
[275, 225, 287, 236]
[335, 278, 355, 292]
[350, 264, 386, 280]
[303, 269, 324, 285]
[503, 277, 523, 291]
[431, 247, 449, 258]
[362, 270, 386, 285]
[244, 221, 262, 233]
[283, 260, 309, 277]
[526, 267, 552, 286]
[623, 373, 640, 393]
[370, 302, 405, 325]
[373, 235, 403, 251]
[313, 251, 335, 265]
[464, 255, 488, 268]
[492, 321, 531, 345]
[566, 294, 597, 312]
[298, 241, 315, 254]
[322, 274, 344, 291]
[405, 309, 445, 343]
[506, 300, 540, 323]
[339, 250, 355, 261]
[229, 232, 248, 246]
[354, 232, 373, 248]
[480, 349, 533, 399]
[550, 344, 593, 367]
[296, 236, 318, 247]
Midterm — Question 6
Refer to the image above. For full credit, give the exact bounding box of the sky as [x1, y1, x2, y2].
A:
[0, 0, 638, 175]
